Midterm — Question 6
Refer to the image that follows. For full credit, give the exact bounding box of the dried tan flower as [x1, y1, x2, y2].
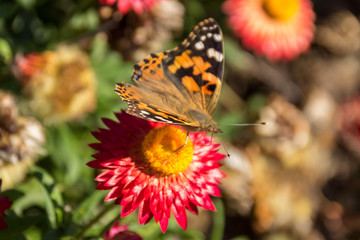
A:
[0, 91, 45, 190]
[14, 45, 97, 124]
[255, 94, 336, 183]
[246, 143, 318, 237]
[316, 11, 360, 55]
[255, 94, 311, 160]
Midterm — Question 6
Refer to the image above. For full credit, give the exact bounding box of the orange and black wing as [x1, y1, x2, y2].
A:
[115, 18, 224, 127]
[162, 18, 224, 115]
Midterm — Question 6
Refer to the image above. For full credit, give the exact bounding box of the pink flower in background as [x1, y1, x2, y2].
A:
[88, 112, 225, 232]
[223, 0, 315, 61]
[99, 0, 162, 14]
[104, 220, 142, 240]
[14, 53, 48, 79]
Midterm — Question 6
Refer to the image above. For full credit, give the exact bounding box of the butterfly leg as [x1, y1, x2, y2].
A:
[162, 131, 189, 166]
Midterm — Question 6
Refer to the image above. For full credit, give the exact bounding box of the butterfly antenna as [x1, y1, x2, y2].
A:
[220, 122, 267, 126]
[217, 122, 267, 158]
[219, 138, 231, 158]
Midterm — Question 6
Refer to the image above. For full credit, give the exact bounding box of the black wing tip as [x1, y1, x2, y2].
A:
[202, 18, 216, 23]
[189, 18, 221, 40]
[199, 18, 219, 27]
[114, 83, 121, 89]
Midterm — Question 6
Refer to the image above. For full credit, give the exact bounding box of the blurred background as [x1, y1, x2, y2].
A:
[1, 0, 360, 239]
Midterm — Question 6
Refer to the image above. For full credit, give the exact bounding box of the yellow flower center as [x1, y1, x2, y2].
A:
[263, 0, 299, 21]
[141, 126, 193, 175]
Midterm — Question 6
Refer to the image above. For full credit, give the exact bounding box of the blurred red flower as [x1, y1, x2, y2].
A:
[223, 0, 315, 61]
[104, 220, 142, 240]
[88, 112, 225, 232]
[99, 0, 162, 14]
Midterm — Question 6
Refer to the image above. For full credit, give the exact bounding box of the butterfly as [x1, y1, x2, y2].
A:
[115, 18, 224, 134]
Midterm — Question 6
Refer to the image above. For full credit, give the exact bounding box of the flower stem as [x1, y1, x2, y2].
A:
[74, 203, 115, 239]
[209, 198, 225, 240]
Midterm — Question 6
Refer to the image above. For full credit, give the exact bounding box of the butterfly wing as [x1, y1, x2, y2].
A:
[162, 18, 224, 115]
[115, 83, 199, 127]
[116, 50, 202, 127]
[116, 18, 224, 129]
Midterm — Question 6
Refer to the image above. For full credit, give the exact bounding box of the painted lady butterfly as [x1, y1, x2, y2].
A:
[115, 18, 224, 134]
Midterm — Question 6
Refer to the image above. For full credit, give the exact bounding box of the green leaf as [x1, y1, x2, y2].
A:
[42, 229, 63, 240]
[72, 191, 107, 224]
[15, 0, 36, 10]
[0, 215, 43, 240]
[84, 204, 120, 238]
[69, 8, 99, 31]
[1, 189, 24, 203]
[73, 203, 120, 238]
[0, 38, 12, 63]
[90, 36, 133, 117]
[38, 180, 57, 229]
[11, 178, 44, 215]
[45, 124, 93, 189]
[31, 166, 64, 228]
[23, 226, 42, 240]
[0, 2, 18, 19]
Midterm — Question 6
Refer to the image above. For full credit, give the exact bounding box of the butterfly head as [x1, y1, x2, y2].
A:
[204, 119, 223, 134]
[180, 118, 222, 134]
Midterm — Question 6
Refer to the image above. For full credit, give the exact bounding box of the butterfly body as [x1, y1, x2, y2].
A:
[116, 18, 224, 134]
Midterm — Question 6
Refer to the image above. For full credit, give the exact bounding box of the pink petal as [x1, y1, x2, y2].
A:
[138, 198, 153, 224]
[171, 199, 187, 230]
[159, 213, 169, 233]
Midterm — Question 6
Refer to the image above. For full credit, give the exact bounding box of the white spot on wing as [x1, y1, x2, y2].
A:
[207, 48, 223, 62]
[200, 35, 206, 41]
[194, 41, 205, 50]
[213, 33, 222, 42]
[207, 33, 212, 38]
[141, 110, 150, 115]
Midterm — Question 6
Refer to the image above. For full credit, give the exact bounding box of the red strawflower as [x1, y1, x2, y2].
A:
[222, 0, 315, 61]
[99, 0, 162, 15]
[88, 112, 225, 233]
[105, 220, 142, 240]
[0, 180, 12, 229]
